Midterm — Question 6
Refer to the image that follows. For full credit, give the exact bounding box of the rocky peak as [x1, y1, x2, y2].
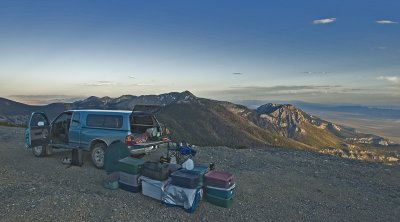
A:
[164, 90, 197, 104]
[115, 95, 137, 103]
[75, 91, 197, 108]
[82, 96, 99, 102]
[76, 96, 112, 107]
[100, 96, 111, 102]
[257, 103, 310, 123]
[256, 103, 315, 137]
[256, 103, 281, 114]
[182, 90, 196, 98]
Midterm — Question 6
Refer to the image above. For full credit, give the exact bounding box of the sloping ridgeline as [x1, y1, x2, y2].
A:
[157, 98, 307, 149]
[0, 91, 398, 164]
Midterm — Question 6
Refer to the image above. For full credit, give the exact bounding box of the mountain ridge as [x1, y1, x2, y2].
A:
[0, 91, 399, 164]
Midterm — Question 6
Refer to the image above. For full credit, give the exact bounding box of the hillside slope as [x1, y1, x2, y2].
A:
[0, 97, 71, 125]
[0, 91, 399, 164]
[157, 99, 307, 149]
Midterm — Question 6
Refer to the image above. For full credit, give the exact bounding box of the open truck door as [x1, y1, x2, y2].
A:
[25, 112, 50, 157]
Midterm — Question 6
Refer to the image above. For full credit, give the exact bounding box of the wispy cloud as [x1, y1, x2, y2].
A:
[203, 85, 343, 98]
[229, 85, 341, 91]
[313, 18, 336, 25]
[302, 71, 329, 74]
[128, 75, 136, 79]
[200, 85, 400, 105]
[378, 75, 399, 83]
[80, 80, 155, 87]
[135, 83, 155, 86]
[376, 20, 398, 24]
[81, 81, 116, 87]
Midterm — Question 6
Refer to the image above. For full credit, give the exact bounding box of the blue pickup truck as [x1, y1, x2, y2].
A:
[25, 106, 169, 168]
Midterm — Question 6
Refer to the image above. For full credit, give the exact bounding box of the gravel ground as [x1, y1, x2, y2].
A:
[0, 126, 399, 222]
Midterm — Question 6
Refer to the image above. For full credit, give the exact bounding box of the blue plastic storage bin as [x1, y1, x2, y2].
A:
[171, 170, 201, 189]
[190, 164, 209, 186]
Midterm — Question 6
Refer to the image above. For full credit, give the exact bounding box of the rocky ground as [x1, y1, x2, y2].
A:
[0, 126, 399, 222]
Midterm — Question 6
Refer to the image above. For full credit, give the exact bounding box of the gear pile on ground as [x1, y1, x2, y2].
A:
[0, 126, 399, 221]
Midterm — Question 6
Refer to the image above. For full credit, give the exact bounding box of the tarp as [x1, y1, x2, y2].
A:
[162, 184, 203, 212]
[104, 141, 130, 173]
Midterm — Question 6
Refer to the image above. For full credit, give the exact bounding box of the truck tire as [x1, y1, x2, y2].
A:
[32, 145, 47, 157]
[91, 143, 106, 169]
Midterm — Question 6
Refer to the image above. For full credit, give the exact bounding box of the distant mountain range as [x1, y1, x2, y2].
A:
[236, 100, 400, 119]
[0, 91, 398, 164]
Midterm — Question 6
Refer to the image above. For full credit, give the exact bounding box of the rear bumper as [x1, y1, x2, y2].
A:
[129, 146, 157, 155]
[128, 140, 170, 155]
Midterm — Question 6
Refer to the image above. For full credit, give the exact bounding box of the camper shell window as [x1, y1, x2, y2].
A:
[86, 114, 123, 129]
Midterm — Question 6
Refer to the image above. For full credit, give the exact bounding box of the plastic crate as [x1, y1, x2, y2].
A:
[117, 157, 145, 174]
[119, 182, 142, 193]
[206, 183, 236, 199]
[119, 172, 140, 187]
[204, 171, 234, 188]
[206, 192, 234, 208]
[171, 170, 201, 189]
[190, 164, 209, 186]
[141, 162, 170, 181]
[140, 176, 171, 200]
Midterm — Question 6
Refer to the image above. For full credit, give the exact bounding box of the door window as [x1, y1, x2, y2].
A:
[71, 113, 81, 127]
[27, 113, 50, 148]
[53, 113, 72, 127]
[30, 113, 49, 127]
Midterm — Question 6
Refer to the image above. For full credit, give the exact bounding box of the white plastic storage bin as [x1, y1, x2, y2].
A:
[119, 171, 140, 186]
[140, 176, 171, 200]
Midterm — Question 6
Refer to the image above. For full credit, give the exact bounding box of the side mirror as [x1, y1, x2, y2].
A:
[37, 121, 45, 127]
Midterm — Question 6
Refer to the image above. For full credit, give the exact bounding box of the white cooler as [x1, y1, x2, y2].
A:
[139, 176, 171, 200]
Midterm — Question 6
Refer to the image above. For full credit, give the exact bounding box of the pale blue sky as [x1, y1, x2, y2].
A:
[0, 0, 399, 105]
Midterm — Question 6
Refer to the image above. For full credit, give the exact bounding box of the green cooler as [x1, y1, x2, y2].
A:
[117, 157, 145, 174]
[206, 183, 235, 199]
[206, 192, 234, 208]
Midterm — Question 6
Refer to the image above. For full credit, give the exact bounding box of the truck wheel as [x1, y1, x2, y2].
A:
[33, 145, 47, 157]
[91, 143, 106, 169]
